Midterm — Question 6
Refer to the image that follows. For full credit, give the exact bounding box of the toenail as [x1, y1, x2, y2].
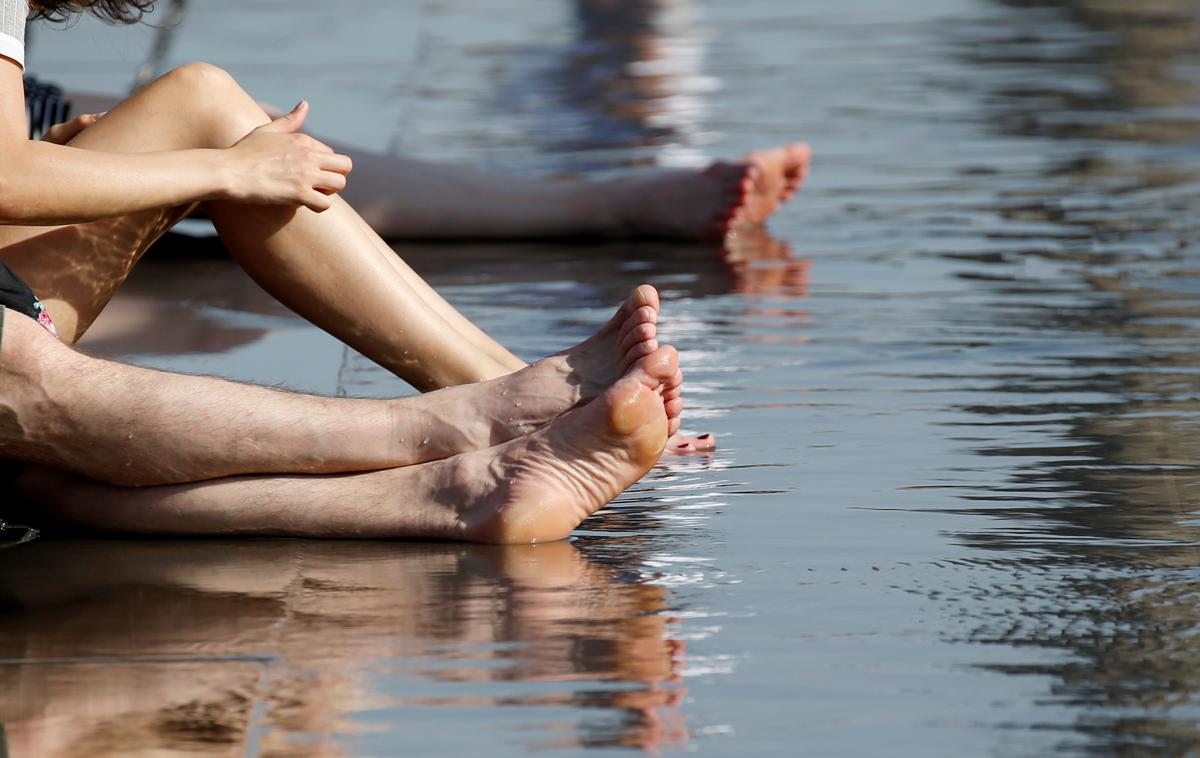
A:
[698, 434, 711, 440]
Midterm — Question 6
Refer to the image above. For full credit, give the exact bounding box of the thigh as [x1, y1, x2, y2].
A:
[0, 66, 255, 343]
[0, 205, 190, 344]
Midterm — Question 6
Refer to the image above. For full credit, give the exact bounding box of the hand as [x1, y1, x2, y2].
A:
[222, 101, 353, 212]
[40, 112, 107, 145]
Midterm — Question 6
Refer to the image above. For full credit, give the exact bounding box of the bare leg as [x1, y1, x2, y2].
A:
[11, 347, 676, 543]
[67, 90, 811, 242]
[3, 65, 521, 388]
[21, 72, 694, 438]
[0, 291, 675, 487]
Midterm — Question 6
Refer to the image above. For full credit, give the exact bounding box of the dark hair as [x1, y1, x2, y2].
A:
[29, 1, 156, 23]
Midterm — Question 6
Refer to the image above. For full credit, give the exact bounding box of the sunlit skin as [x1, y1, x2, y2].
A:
[0, 27, 705, 531]
[0, 539, 688, 755]
[3, 57, 711, 441]
[65, 88, 811, 243]
[10, 343, 678, 543]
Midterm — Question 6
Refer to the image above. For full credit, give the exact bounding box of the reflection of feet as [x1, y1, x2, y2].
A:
[724, 226, 811, 296]
[613, 142, 811, 240]
[732, 142, 812, 229]
[455, 347, 675, 544]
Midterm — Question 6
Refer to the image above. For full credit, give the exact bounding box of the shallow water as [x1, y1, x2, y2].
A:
[5, 0, 1200, 754]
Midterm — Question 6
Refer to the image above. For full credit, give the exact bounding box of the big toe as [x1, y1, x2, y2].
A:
[607, 378, 670, 461]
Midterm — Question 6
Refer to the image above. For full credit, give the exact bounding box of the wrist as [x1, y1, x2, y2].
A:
[200, 148, 236, 201]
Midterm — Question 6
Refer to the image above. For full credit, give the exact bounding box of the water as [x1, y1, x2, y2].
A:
[4, 0, 1200, 754]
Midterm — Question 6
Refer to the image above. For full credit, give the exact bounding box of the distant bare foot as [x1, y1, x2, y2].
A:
[612, 142, 811, 240]
[450, 347, 676, 544]
[731, 143, 812, 229]
[614, 163, 755, 240]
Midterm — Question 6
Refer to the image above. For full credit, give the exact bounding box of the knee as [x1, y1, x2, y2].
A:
[0, 311, 71, 454]
[159, 61, 240, 97]
[0, 309, 63, 384]
[150, 62, 265, 144]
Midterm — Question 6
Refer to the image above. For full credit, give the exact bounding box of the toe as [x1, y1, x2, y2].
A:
[665, 397, 684, 420]
[634, 284, 660, 313]
[622, 338, 659, 370]
[619, 322, 657, 355]
[611, 285, 660, 327]
[664, 431, 714, 454]
[625, 304, 658, 330]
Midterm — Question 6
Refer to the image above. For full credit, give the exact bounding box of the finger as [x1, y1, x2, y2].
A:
[319, 153, 353, 174]
[40, 124, 68, 143]
[303, 191, 333, 213]
[263, 100, 309, 134]
[305, 135, 335, 155]
[41, 114, 95, 144]
[313, 171, 347, 193]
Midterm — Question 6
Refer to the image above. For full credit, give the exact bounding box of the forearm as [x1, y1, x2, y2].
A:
[0, 311, 406, 486]
[0, 141, 229, 225]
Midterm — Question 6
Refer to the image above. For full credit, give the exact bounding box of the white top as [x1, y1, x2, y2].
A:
[0, 0, 26, 69]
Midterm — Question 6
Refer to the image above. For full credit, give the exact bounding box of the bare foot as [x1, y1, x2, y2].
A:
[732, 142, 812, 229]
[475, 284, 674, 437]
[409, 285, 697, 461]
[9, 350, 676, 542]
[611, 142, 811, 240]
[614, 162, 755, 240]
[503, 285, 697, 450]
[449, 346, 676, 544]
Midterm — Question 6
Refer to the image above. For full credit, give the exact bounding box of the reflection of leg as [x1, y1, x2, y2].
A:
[0, 290, 666, 486]
[14, 347, 676, 542]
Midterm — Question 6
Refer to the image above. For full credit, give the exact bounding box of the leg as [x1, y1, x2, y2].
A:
[11, 346, 676, 544]
[67, 89, 811, 242]
[31, 73, 691, 437]
[4, 65, 522, 387]
[0, 292, 676, 487]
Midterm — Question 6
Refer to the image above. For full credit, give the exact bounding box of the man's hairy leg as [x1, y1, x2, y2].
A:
[0, 309, 650, 487]
[9, 345, 676, 543]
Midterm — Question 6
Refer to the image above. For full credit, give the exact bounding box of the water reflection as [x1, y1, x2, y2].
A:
[0, 539, 686, 755]
[935, 0, 1200, 750]
[559, 0, 713, 161]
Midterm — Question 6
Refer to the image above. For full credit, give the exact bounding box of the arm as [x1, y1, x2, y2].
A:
[0, 60, 351, 224]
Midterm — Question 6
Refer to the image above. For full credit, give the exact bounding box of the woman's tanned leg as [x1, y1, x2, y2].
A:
[1, 63, 521, 387]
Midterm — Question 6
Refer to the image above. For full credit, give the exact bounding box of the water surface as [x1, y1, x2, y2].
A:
[5, 0, 1200, 754]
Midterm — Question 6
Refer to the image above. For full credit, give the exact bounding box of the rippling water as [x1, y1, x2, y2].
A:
[5, 0, 1200, 754]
